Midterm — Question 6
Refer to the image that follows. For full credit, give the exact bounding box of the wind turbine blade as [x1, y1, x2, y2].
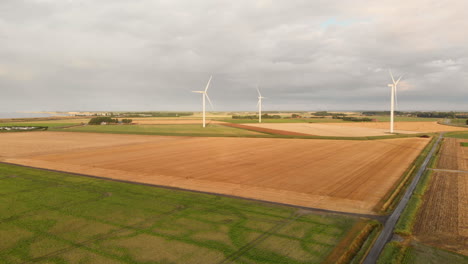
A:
[205, 93, 214, 109]
[204, 75, 212, 92]
[389, 70, 395, 84]
[256, 100, 260, 108]
[256, 87, 262, 97]
[192, 91, 204, 93]
[395, 75, 403, 86]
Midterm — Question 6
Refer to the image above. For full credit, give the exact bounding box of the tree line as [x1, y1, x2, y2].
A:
[88, 117, 133, 125]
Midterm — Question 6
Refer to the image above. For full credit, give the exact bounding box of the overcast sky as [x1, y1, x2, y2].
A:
[1, 0, 467, 112]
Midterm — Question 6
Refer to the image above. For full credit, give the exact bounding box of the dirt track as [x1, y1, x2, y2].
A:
[414, 138, 468, 256]
[0, 132, 429, 214]
[221, 123, 311, 136]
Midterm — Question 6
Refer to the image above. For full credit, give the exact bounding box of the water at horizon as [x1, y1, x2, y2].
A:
[0, 112, 55, 119]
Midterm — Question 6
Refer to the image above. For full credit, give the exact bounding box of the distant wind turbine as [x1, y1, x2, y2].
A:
[192, 76, 213, 128]
[388, 70, 403, 133]
[256, 86, 265, 123]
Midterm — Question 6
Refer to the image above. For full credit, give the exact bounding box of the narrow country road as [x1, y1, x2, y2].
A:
[363, 133, 443, 264]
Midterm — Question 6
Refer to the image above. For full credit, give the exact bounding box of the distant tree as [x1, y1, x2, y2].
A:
[88, 117, 119, 125]
[122, 119, 133, 124]
[313, 111, 329, 116]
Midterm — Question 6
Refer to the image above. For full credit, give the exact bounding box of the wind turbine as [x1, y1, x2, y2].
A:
[193, 76, 213, 128]
[388, 70, 403, 133]
[256, 86, 265, 123]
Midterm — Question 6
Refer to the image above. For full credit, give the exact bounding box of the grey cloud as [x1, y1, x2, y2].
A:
[0, 0, 467, 112]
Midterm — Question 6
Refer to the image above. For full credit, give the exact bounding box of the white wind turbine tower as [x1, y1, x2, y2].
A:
[388, 70, 403, 133]
[192, 76, 213, 128]
[256, 87, 265, 123]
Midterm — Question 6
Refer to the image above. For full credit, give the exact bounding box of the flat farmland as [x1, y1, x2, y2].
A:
[244, 121, 468, 137]
[242, 123, 405, 137]
[0, 163, 363, 264]
[413, 138, 468, 256]
[325, 121, 468, 133]
[0, 132, 429, 214]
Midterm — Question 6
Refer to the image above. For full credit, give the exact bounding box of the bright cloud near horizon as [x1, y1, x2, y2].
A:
[1, 0, 467, 112]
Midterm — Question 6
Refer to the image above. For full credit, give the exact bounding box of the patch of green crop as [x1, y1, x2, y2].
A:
[0, 163, 360, 264]
[445, 131, 468, 139]
[401, 242, 468, 264]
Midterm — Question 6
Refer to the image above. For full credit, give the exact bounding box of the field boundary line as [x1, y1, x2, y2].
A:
[0, 161, 385, 222]
[363, 133, 443, 264]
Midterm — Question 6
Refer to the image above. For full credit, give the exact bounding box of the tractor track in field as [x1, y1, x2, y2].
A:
[218, 212, 303, 264]
[220, 122, 312, 136]
[0, 161, 387, 222]
[20, 205, 188, 264]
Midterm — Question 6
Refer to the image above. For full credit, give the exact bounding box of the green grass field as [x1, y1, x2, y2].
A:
[0, 163, 362, 264]
[64, 124, 265, 137]
[378, 241, 468, 264]
[401, 242, 468, 264]
[445, 131, 468, 139]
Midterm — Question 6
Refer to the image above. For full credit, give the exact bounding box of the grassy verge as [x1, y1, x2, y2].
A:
[324, 220, 382, 264]
[0, 163, 359, 264]
[393, 170, 433, 236]
[350, 222, 382, 264]
[375, 135, 437, 214]
[461, 142, 468, 147]
[377, 241, 407, 264]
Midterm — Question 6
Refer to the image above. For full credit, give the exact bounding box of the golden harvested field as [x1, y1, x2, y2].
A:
[0, 132, 429, 214]
[243, 123, 399, 136]
[244, 122, 468, 137]
[414, 138, 468, 256]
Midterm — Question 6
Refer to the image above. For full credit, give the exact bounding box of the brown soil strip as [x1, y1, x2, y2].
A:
[414, 138, 468, 256]
[220, 123, 312, 136]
